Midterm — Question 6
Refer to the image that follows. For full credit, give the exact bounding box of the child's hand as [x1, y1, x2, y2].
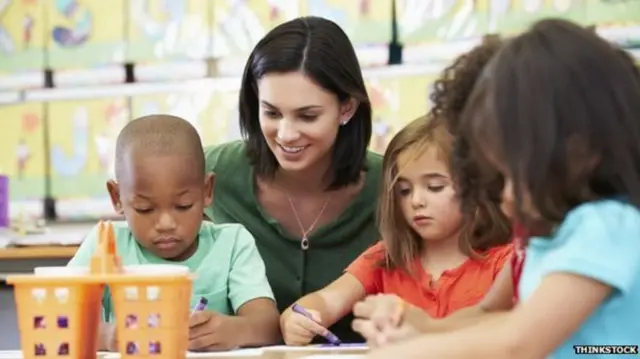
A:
[188, 310, 238, 351]
[280, 308, 329, 346]
[352, 318, 421, 348]
[352, 294, 429, 344]
[353, 294, 407, 328]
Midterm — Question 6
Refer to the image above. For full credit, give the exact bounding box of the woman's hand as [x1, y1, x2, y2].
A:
[280, 308, 329, 346]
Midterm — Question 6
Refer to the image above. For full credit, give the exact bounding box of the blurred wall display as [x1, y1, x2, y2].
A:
[396, 0, 488, 46]
[300, 0, 391, 66]
[47, 98, 128, 219]
[365, 69, 435, 153]
[0, 102, 46, 219]
[211, 0, 301, 75]
[485, 0, 585, 35]
[207, 87, 242, 145]
[126, 0, 211, 64]
[586, 0, 639, 28]
[130, 89, 232, 147]
[46, 0, 126, 70]
[589, 0, 640, 48]
[0, 0, 46, 75]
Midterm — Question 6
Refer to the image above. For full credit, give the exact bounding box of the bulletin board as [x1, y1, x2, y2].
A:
[0, 0, 46, 74]
[586, 0, 640, 27]
[365, 71, 437, 153]
[395, 0, 488, 46]
[484, 0, 586, 35]
[0, 102, 46, 218]
[130, 90, 226, 147]
[46, 98, 128, 219]
[126, 0, 211, 64]
[211, 0, 301, 74]
[46, 0, 126, 70]
[300, 0, 392, 64]
[207, 87, 243, 146]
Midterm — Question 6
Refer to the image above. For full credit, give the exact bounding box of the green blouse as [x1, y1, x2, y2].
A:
[204, 140, 382, 342]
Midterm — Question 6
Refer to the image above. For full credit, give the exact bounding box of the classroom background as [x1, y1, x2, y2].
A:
[0, 0, 638, 349]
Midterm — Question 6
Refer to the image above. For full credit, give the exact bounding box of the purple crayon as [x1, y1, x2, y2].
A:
[292, 304, 342, 345]
[191, 297, 208, 315]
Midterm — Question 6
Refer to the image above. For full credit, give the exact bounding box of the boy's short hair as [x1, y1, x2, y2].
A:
[115, 114, 204, 181]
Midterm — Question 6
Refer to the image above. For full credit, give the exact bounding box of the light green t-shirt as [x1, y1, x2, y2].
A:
[67, 221, 275, 321]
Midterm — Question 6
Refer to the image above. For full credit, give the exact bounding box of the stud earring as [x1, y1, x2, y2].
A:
[340, 120, 348, 126]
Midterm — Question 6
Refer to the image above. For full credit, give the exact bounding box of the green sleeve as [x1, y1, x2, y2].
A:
[66, 224, 112, 322]
[203, 142, 226, 221]
[203, 140, 247, 222]
[228, 226, 276, 313]
[67, 224, 99, 267]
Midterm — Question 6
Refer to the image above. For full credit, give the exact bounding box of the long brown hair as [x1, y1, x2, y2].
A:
[378, 116, 511, 273]
[460, 19, 640, 227]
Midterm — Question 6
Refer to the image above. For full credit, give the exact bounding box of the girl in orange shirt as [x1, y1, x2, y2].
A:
[279, 40, 512, 342]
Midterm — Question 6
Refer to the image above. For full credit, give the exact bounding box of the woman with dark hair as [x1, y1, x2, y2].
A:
[203, 16, 382, 342]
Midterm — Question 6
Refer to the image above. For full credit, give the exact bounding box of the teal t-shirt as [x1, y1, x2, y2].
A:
[520, 200, 640, 358]
[68, 221, 275, 321]
[204, 140, 382, 342]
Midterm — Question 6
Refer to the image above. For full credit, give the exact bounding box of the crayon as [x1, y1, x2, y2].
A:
[292, 303, 342, 345]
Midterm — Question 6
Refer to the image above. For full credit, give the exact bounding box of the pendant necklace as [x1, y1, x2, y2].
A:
[285, 192, 332, 250]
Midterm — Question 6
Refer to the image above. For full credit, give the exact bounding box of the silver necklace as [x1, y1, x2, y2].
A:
[285, 192, 332, 250]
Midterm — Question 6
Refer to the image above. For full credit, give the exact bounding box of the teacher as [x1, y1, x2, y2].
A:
[203, 16, 383, 342]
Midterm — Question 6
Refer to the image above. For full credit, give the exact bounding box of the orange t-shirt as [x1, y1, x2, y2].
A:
[346, 242, 512, 318]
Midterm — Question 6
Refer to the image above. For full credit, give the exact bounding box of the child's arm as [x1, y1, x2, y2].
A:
[280, 273, 367, 345]
[353, 256, 515, 344]
[280, 243, 383, 346]
[189, 226, 280, 351]
[364, 203, 640, 359]
[365, 273, 612, 359]
[226, 227, 280, 347]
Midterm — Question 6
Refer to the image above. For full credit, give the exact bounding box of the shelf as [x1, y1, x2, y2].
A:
[0, 63, 446, 105]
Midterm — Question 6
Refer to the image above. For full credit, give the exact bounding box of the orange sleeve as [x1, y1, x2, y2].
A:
[345, 242, 386, 295]
[486, 244, 514, 279]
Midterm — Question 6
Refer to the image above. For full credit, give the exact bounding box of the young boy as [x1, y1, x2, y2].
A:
[67, 114, 280, 351]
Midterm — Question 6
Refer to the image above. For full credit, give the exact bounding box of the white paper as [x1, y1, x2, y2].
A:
[0, 351, 112, 359]
[102, 348, 262, 359]
[186, 348, 263, 357]
[263, 344, 369, 352]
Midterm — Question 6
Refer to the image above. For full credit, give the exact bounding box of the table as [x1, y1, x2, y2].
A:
[0, 223, 92, 281]
[0, 246, 78, 260]
[0, 346, 368, 359]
